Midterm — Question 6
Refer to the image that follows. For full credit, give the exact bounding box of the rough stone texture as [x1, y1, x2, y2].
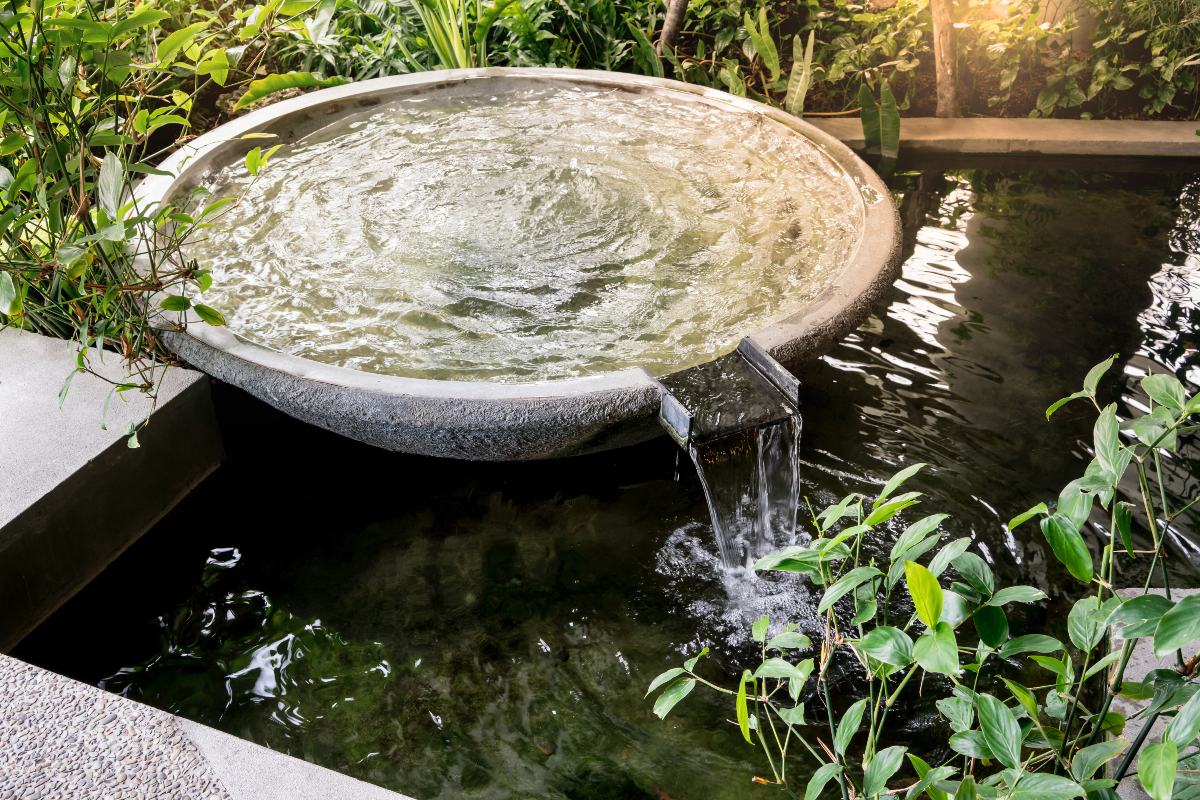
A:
[0, 654, 229, 800]
[0, 654, 415, 800]
[808, 117, 1200, 158]
[0, 329, 223, 650]
[135, 67, 902, 461]
[1112, 588, 1198, 800]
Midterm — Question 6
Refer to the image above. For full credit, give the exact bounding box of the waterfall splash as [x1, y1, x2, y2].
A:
[691, 416, 802, 569]
[658, 340, 804, 570]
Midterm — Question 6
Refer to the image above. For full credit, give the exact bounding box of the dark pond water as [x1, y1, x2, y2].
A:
[17, 167, 1200, 800]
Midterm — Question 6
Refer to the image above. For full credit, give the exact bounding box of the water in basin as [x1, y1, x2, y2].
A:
[184, 84, 864, 381]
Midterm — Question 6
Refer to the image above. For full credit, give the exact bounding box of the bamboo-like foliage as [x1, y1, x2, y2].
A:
[0, 0, 308, 439]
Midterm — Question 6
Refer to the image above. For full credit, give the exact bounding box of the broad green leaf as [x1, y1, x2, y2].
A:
[1070, 740, 1127, 781]
[804, 762, 843, 800]
[767, 631, 811, 650]
[1008, 502, 1049, 531]
[863, 745, 907, 797]
[193, 304, 226, 326]
[159, 295, 191, 312]
[1002, 679, 1038, 717]
[956, 776, 978, 800]
[988, 586, 1046, 606]
[905, 560, 943, 628]
[1138, 741, 1177, 800]
[196, 48, 230, 86]
[111, 9, 171, 39]
[777, 702, 806, 726]
[234, 72, 350, 111]
[908, 756, 954, 800]
[1068, 596, 1110, 651]
[941, 590, 971, 629]
[1083, 355, 1117, 394]
[684, 647, 709, 671]
[998, 634, 1063, 658]
[818, 566, 881, 614]
[876, 462, 926, 506]
[948, 730, 992, 760]
[652, 676, 695, 719]
[736, 670, 752, 743]
[914, 622, 959, 675]
[952, 551, 994, 596]
[936, 696, 973, 733]
[1093, 404, 1121, 475]
[1047, 391, 1089, 420]
[157, 21, 209, 64]
[973, 605, 1008, 648]
[1040, 513, 1093, 582]
[1114, 501, 1134, 556]
[1009, 773, 1085, 800]
[0, 272, 19, 316]
[834, 698, 868, 756]
[754, 657, 812, 684]
[752, 614, 770, 642]
[1153, 594, 1200, 657]
[977, 694, 1022, 770]
[1165, 685, 1200, 747]
[928, 537, 972, 577]
[1106, 593, 1173, 630]
[890, 514, 948, 562]
[98, 152, 124, 219]
[645, 667, 683, 696]
[859, 626, 915, 667]
[1142, 373, 1187, 412]
[865, 493, 920, 526]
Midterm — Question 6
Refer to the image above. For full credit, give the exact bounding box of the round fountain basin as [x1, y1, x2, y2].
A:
[137, 68, 901, 460]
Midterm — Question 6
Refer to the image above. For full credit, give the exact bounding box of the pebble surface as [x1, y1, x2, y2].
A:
[0, 654, 232, 800]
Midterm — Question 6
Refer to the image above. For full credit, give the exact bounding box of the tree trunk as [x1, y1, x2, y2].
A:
[930, 0, 958, 117]
[658, 0, 688, 55]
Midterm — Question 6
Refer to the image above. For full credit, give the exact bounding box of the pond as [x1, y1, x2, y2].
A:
[16, 166, 1200, 800]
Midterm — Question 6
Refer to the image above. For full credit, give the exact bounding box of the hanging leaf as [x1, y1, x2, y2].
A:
[1138, 741, 1177, 800]
[862, 745, 907, 798]
[878, 79, 900, 161]
[977, 694, 1022, 770]
[652, 676, 695, 719]
[804, 763, 843, 800]
[905, 560, 943, 628]
[834, 698, 868, 755]
[98, 152, 124, 219]
[157, 21, 210, 65]
[0, 271, 19, 316]
[233, 72, 350, 111]
[1153, 594, 1200, 657]
[1039, 513, 1093, 582]
[913, 622, 959, 675]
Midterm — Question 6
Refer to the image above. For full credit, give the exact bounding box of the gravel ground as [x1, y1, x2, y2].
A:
[0, 654, 231, 800]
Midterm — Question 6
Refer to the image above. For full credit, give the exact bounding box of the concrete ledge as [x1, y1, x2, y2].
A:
[0, 654, 412, 800]
[808, 117, 1200, 158]
[0, 329, 223, 650]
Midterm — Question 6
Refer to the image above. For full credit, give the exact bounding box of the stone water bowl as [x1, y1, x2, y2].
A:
[136, 68, 901, 460]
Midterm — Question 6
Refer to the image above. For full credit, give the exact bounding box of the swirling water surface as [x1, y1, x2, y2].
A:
[186, 84, 863, 381]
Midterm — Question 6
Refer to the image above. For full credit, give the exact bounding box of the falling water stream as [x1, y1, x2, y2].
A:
[657, 344, 805, 568]
[689, 415, 803, 568]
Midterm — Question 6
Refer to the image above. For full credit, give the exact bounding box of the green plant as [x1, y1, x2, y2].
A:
[0, 0, 312, 440]
[860, 78, 900, 162]
[648, 356, 1200, 800]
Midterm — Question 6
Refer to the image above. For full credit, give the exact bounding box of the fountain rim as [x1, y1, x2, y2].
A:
[134, 67, 902, 458]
